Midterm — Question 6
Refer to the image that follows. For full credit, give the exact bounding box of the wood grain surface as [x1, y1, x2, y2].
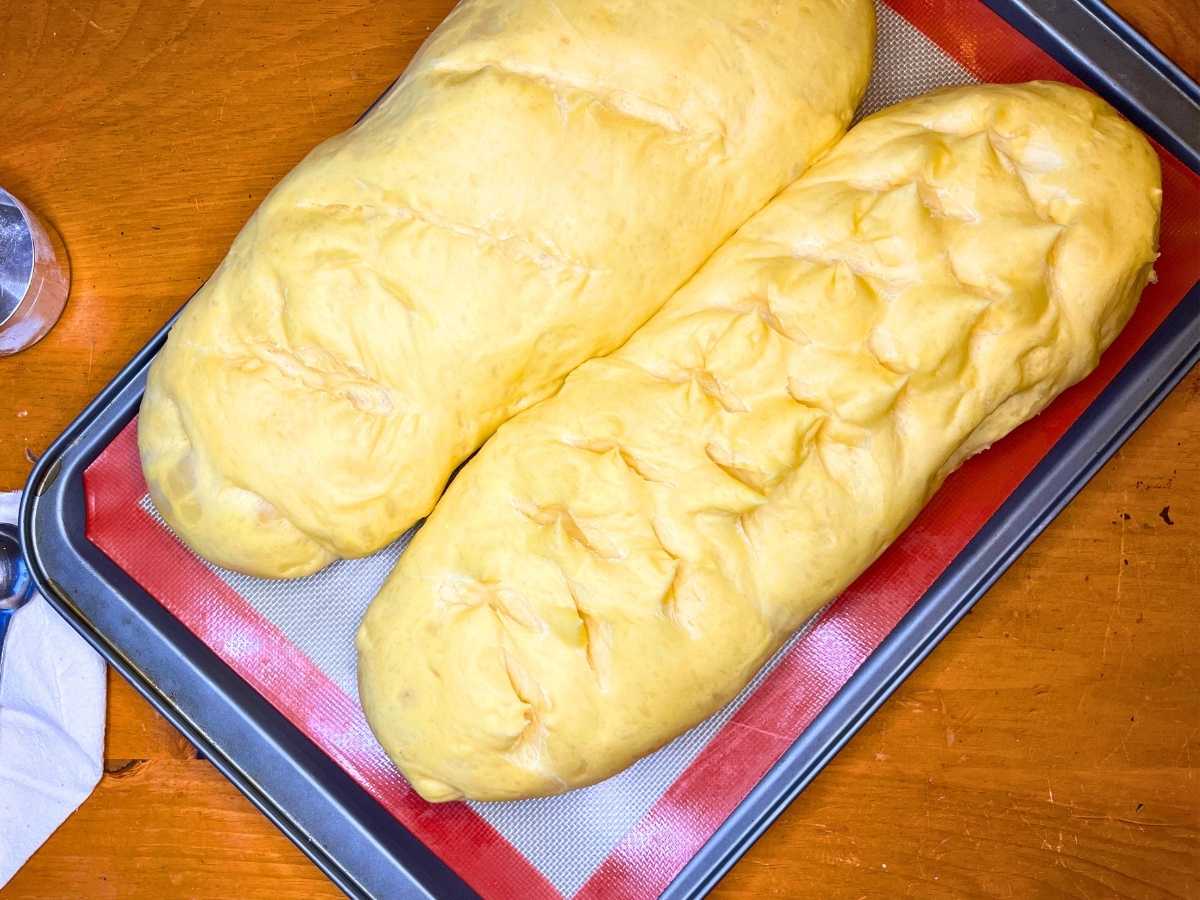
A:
[2, 1, 1197, 897]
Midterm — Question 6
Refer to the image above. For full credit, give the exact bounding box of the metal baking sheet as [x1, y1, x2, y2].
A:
[19, 1, 1200, 897]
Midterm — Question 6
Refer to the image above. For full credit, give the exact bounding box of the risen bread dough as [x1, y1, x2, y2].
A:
[357, 82, 1162, 802]
[137, 0, 875, 578]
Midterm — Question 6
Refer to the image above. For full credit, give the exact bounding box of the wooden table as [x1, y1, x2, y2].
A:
[3, 2, 1197, 897]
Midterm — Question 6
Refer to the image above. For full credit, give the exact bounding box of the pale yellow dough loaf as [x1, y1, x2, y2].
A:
[357, 82, 1161, 802]
[138, 0, 875, 578]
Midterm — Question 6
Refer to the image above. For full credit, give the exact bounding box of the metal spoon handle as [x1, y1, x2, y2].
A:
[0, 609, 12, 661]
[0, 522, 34, 665]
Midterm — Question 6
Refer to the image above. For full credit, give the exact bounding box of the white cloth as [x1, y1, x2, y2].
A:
[0, 490, 106, 888]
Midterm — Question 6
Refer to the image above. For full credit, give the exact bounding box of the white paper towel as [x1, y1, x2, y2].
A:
[0, 490, 106, 888]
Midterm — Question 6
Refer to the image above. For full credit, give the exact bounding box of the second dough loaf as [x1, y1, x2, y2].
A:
[357, 82, 1162, 802]
[137, 0, 875, 577]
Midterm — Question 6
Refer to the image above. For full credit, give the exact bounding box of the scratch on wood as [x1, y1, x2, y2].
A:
[1102, 490, 1129, 663]
[1097, 716, 1136, 767]
[1181, 727, 1196, 778]
[293, 50, 318, 123]
[1068, 813, 1175, 829]
[68, 5, 115, 34]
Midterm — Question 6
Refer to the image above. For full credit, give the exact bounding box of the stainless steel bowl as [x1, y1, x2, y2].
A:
[0, 189, 70, 355]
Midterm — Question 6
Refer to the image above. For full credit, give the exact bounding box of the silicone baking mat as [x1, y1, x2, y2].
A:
[81, 2, 1200, 897]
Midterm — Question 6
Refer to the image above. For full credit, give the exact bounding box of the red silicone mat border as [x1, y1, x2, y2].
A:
[84, 423, 562, 900]
[83, 2, 1200, 897]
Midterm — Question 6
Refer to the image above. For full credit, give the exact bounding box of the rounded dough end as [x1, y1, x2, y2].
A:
[138, 367, 337, 579]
